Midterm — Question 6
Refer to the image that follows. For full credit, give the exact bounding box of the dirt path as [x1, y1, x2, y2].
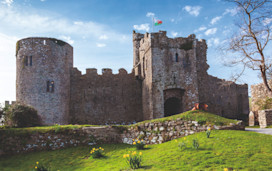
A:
[245, 128, 272, 135]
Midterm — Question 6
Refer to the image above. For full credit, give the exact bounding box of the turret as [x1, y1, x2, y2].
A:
[16, 37, 73, 125]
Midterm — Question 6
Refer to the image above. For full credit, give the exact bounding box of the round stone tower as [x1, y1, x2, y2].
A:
[16, 37, 73, 125]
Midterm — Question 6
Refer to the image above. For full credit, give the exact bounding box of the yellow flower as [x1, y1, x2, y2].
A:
[127, 154, 130, 157]
[132, 139, 134, 141]
[35, 166, 37, 169]
[132, 151, 137, 155]
[102, 148, 104, 151]
[36, 162, 39, 165]
[141, 139, 143, 141]
[175, 140, 178, 143]
[123, 154, 127, 158]
[133, 142, 136, 145]
[139, 152, 142, 155]
[208, 128, 211, 131]
[137, 141, 140, 144]
[184, 137, 186, 140]
[99, 147, 101, 149]
[224, 168, 228, 171]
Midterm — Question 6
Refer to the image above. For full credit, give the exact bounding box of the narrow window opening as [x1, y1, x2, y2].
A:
[175, 53, 178, 62]
[25, 56, 28, 66]
[46, 81, 50, 92]
[50, 81, 54, 92]
[30, 56, 32, 66]
[47, 81, 54, 93]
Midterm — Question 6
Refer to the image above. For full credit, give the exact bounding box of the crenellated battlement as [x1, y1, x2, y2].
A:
[16, 30, 249, 125]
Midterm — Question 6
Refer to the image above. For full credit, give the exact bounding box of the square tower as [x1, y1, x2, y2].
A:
[133, 31, 207, 120]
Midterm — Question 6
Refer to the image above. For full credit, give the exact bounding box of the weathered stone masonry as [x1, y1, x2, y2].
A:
[16, 31, 249, 125]
[0, 119, 244, 156]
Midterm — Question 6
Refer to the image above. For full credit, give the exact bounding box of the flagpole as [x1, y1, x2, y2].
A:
[152, 17, 154, 32]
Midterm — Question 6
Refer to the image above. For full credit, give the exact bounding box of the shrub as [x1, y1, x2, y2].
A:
[133, 139, 145, 150]
[33, 161, 51, 171]
[123, 151, 142, 169]
[90, 147, 104, 159]
[4, 103, 41, 128]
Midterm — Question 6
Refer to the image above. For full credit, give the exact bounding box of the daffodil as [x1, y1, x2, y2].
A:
[139, 152, 142, 155]
[175, 140, 178, 143]
[208, 128, 211, 131]
[36, 161, 39, 165]
[35, 166, 37, 169]
[133, 142, 136, 145]
[184, 137, 186, 140]
[224, 168, 228, 171]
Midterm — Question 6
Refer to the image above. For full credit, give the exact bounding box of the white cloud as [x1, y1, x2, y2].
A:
[205, 28, 217, 35]
[183, 6, 202, 17]
[210, 16, 222, 25]
[1, 0, 13, 6]
[263, 18, 272, 26]
[133, 24, 150, 32]
[99, 34, 108, 40]
[146, 12, 155, 18]
[59, 35, 74, 45]
[194, 26, 207, 32]
[171, 31, 178, 37]
[207, 38, 220, 47]
[96, 43, 106, 48]
[170, 18, 175, 22]
[223, 8, 238, 16]
[41, 0, 46, 2]
[0, 7, 128, 42]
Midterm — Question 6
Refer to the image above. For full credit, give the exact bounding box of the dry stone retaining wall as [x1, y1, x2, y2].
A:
[258, 109, 272, 128]
[0, 119, 244, 156]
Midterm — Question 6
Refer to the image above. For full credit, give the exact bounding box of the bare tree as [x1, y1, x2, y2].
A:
[224, 0, 272, 93]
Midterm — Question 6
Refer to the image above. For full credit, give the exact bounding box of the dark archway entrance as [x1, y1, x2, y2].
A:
[164, 97, 182, 117]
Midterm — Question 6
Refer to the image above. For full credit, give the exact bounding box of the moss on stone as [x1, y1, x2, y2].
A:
[16, 41, 20, 56]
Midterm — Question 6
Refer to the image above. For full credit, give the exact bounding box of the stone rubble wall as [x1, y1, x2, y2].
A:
[122, 119, 245, 144]
[258, 109, 272, 128]
[0, 119, 244, 156]
[0, 127, 122, 156]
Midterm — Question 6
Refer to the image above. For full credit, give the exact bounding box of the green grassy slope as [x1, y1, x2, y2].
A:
[0, 110, 238, 135]
[1, 130, 271, 171]
[132, 110, 238, 127]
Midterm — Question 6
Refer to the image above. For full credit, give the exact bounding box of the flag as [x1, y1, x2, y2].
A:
[155, 20, 162, 26]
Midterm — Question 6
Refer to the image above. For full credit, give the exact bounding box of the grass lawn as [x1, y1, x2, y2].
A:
[1, 130, 272, 171]
[133, 110, 238, 127]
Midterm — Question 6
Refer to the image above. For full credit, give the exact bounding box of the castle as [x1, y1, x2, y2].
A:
[16, 31, 249, 125]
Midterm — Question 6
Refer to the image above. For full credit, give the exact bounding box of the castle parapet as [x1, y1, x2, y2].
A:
[86, 68, 98, 75]
[102, 68, 113, 75]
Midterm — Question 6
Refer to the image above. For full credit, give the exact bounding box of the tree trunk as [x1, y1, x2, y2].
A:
[260, 65, 272, 96]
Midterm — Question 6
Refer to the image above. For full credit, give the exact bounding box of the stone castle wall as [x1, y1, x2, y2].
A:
[15, 31, 249, 125]
[16, 38, 73, 125]
[69, 68, 143, 125]
[251, 81, 272, 112]
[198, 75, 249, 119]
[133, 31, 249, 121]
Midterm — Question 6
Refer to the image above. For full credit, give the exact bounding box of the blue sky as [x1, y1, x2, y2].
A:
[0, 0, 265, 104]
